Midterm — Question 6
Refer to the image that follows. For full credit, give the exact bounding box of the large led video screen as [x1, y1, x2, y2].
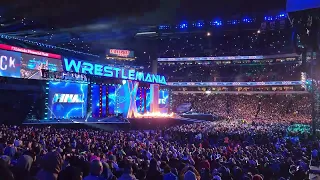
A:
[159, 89, 169, 113]
[91, 85, 100, 118]
[115, 81, 131, 116]
[108, 85, 116, 115]
[287, 0, 320, 12]
[146, 89, 151, 112]
[0, 49, 22, 78]
[159, 90, 169, 108]
[136, 88, 146, 113]
[102, 85, 107, 117]
[48, 81, 88, 119]
[91, 85, 108, 117]
[21, 53, 63, 79]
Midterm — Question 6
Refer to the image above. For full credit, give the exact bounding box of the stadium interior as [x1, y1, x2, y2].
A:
[0, 0, 319, 180]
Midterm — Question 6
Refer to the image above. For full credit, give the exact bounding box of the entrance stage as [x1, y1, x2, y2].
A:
[22, 116, 203, 130]
[23, 116, 128, 125]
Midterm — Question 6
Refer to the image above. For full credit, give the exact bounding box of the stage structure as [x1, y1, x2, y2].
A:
[0, 44, 170, 122]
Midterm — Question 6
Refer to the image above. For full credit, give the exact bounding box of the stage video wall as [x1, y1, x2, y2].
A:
[48, 81, 88, 119]
[46, 81, 168, 120]
[136, 87, 146, 113]
[91, 84, 108, 118]
[91, 83, 132, 117]
[159, 89, 169, 113]
[0, 49, 62, 79]
[146, 89, 151, 112]
[114, 82, 131, 115]
[89, 82, 169, 118]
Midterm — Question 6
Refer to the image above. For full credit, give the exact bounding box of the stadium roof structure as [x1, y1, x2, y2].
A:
[0, 0, 287, 58]
[0, 0, 177, 57]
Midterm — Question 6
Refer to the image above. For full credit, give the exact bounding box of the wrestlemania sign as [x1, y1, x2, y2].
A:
[63, 58, 167, 85]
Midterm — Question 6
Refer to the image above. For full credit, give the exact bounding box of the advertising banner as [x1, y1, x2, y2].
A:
[0, 44, 61, 59]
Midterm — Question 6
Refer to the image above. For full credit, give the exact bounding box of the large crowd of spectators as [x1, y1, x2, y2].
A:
[159, 63, 302, 82]
[0, 116, 316, 180]
[0, 93, 315, 180]
[158, 30, 292, 58]
[156, 26, 303, 83]
[172, 94, 312, 124]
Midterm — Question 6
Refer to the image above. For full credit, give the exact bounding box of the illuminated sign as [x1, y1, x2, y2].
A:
[53, 94, 84, 103]
[63, 58, 167, 85]
[157, 54, 299, 62]
[0, 44, 61, 59]
[158, 56, 264, 62]
[107, 49, 135, 59]
[109, 49, 130, 57]
[167, 81, 303, 87]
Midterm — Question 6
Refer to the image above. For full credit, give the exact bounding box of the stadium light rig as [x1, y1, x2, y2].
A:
[210, 20, 222, 26]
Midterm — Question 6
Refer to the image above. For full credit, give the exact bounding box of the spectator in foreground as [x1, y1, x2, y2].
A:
[11, 155, 34, 180]
[58, 166, 83, 180]
[83, 160, 104, 180]
[118, 163, 137, 180]
[36, 152, 63, 180]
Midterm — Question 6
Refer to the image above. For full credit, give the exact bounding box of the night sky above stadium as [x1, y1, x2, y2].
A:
[0, 0, 287, 56]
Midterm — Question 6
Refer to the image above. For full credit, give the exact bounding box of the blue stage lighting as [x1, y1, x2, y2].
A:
[279, 13, 286, 18]
[159, 25, 170, 29]
[179, 23, 188, 29]
[210, 20, 222, 26]
[197, 21, 204, 27]
[265, 16, 274, 21]
[242, 18, 253, 23]
[231, 20, 239, 24]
